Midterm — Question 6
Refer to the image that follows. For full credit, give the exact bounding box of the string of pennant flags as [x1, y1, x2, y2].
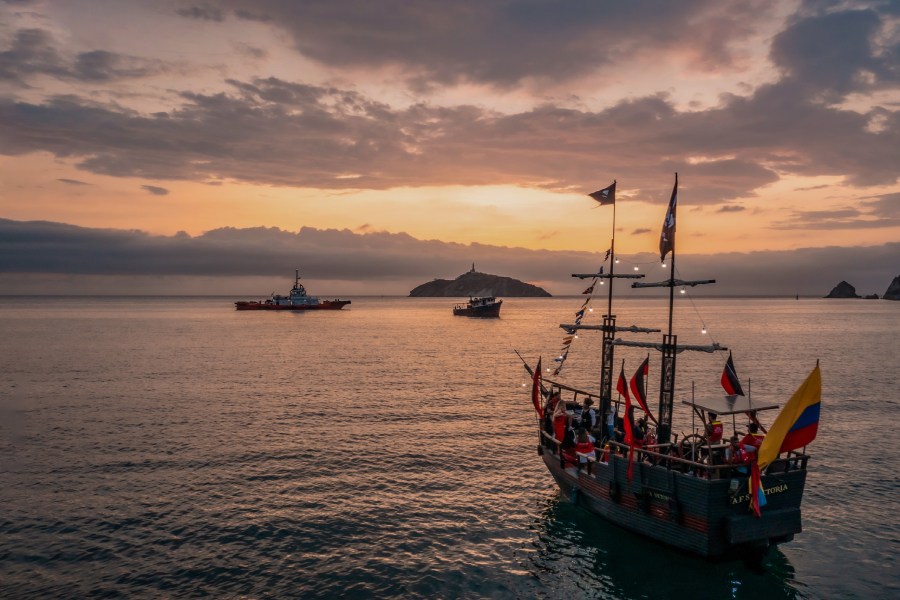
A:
[552, 251, 609, 376]
[551, 250, 715, 376]
[555, 181, 617, 375]
[550, 260, 719, 376]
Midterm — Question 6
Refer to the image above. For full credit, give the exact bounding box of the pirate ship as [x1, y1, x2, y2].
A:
[523, 176, 821, 561]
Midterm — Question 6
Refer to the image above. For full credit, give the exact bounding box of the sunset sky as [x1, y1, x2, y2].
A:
[1, 0, 898, 295]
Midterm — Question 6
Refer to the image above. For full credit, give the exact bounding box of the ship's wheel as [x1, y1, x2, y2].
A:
[679, 433, 706, 463]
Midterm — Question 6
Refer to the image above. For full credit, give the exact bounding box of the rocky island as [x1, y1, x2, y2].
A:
[824, 281, 861, 298]
[825, 277, 900, 300]
[409, 265, 551, 297]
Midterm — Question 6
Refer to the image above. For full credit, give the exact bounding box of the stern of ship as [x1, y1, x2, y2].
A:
[540, 441, 807, 560]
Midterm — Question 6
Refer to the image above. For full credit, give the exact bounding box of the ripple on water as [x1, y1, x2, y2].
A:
[1, 297, 898, 598]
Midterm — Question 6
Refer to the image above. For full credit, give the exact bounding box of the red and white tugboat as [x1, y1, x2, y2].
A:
[235, 271, 351, 311]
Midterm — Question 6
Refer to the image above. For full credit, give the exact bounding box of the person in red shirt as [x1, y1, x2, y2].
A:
[575, 428, 597, 474]
[706, 412, 724, 444]
[552, 398, 567, 447]
[740, 423, 765, 457]
[725, 435, 750, 474]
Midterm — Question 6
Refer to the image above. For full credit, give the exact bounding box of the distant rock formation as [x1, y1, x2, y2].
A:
[824, 281, 861, 298]
[863, 293, 879, 300]
[409, 265, 551, 297]
[884, 275, 900, 301]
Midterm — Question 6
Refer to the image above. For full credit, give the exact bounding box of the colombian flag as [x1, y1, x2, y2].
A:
[749, 462, 767, 517]
[757, 363, 822, 471]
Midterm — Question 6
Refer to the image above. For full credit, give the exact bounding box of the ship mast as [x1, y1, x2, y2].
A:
[599, 195, 622, 426]
[630, 173, 718, 444]
[569, 181, 655, 426]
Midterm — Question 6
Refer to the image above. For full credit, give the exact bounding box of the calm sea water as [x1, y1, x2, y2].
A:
[1, 296, 898, 599]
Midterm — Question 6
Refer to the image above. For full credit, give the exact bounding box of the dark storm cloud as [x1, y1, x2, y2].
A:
[0, 29, 66, 82]
[234, 43, 267, 60]
[217, 0, 778, 88]
[1, 71, 896, 203]
[1, 3, 898, 205]
[865, 192, 900, 218]
[775, 192, 900, 229]
[0, 28, 171, 85]
[72, 50, 163, 82]
[141, 185, 169, 195]
[0, 217, 554, 281]
[176, 4, 224, 21]
[2, 218, 897, 296]
[233, 10, 272, 23]
[771, 8, 899, 99]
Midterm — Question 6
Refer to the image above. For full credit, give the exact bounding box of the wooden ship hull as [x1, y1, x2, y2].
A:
[539, 443, 806, 559]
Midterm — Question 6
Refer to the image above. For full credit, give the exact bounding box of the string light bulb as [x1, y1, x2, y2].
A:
[701, 326, 707, 334]
[661, 262, 667, 268]
[680, 287, 686, 294]
[634, 266, 639, 271]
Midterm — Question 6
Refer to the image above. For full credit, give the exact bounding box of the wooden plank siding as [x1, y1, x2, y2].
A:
[541, 448, 807, 558]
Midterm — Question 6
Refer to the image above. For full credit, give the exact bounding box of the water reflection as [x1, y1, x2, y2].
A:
[525, 493, 804, 600]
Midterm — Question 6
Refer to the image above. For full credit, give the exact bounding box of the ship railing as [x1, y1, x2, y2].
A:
[541, 430, 561, 449]
[602, 440, 808, 479]
[540, 430, 808, 476]
[540, 431, 572, 468]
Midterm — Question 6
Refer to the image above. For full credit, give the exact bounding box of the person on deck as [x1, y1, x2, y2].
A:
[725, 436, 742, 462]
[545, 389, 562, 417]
[575, 428, 597, 475]
[542, 408, 555, 447]
[725, 435, 750, 474]
[563, 416, 578, 449]
[560, 415, 578, 467]
[740, 422, 765, 455]
[635, 416, 648, 448]
[706, 412, 724, 444]
[605, 406, 616, 444]
[581, 398, 597, 431]
[552, 398, 567, 446]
